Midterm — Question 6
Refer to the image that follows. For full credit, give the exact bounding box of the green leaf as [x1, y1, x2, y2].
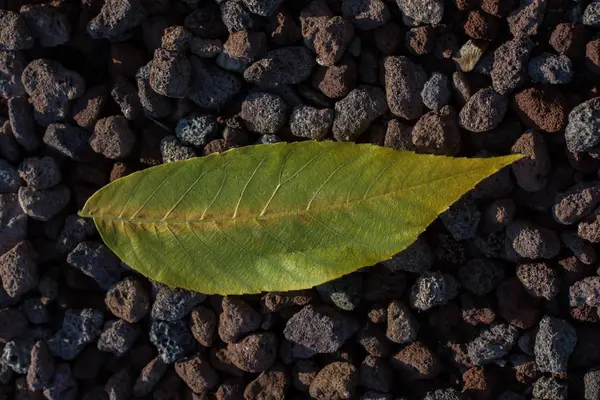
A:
[80, 141, 520, 295]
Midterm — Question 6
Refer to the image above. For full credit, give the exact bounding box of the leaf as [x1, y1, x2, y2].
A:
[80, 141, 520, 295]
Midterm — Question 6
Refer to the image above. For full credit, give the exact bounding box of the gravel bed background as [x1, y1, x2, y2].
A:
[1, 0, 600, 399]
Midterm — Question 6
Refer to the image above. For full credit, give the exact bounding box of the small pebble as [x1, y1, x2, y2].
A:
[152, 285, 205, 322]
[506, 219, 561, 260]
[565, 97, 600, 153]
[507, 0, 546, 38]
[569, 276, 600, 308]
[533, 376, 568, 400]
[333, 85, 387, 141]
[175, 354, 219, 393]
[26, 341, 54, 391]
[43, 123, 94, 162]
[97, 319, 140, 356]
[410, 272, 460, 311]
[105, 367, 132, 400]
[18, 157, 61, 190]
[397, 0, 444, 25]
[309, 361, 358, 399]
[584, 1, 600, 28]
[384, 56, 427, 120]
[21, 59, 85, 126]
[342, 0, 390, 30]
[43, 363, 77, 400]
[226, 332, 277, 373]
[386, 300, 419, 344]
[467, 323, 519, 365]
[0, 10, 33, 51]
[244, 364, 289, 399]
[87, 0, 147, 41]
[465, 10, 499, 41]
[188, 57, 241, 109]
[528, 53, 573, 84]
[314, 58, 358, 100]
[314, 17, 354, 66]
[8, 96, 40, 151]
[390, 341, 442, 380]
[149, 49, 191, 99]
[459, 87, 508, 132]
[48, 308, 104, 360]
[440, 195, 481, 239]
[0, 241, 38, 298]
[244, 46, 313, 87]
[512, 86, 567, 133]
[149, 320, 194, 364]
[289, 105, 333, 140]
[406, 26, 436, 56]
[511, 130, 551, 192]
[105, 277, 150, 323]
[584, 368, 600, 400]
[0, 160, 19, 193]
[218, 296, 261, 343]
[175, 113, 219, 147]
[316, 273, 362, 311]
[133, 356, 168, 397]
[534, 316, 577, 374]
[293, 360, 319, 392]
[359, 355, 392, 393]
[284, 305, 359, 354]
[160, 136, 197, 163]
[90, 116, 136, 160]
[56, 215, 96, 254]
[492, 37, 534, 95]
[18, 185, 70, 222]
[110, 76, 142, 120]
[481, 198, 516, 233]
[421, 73, 451, 111]
[424, 388, 464, 400]
[0, 51, 26, 99]
[67, 241, 122, 289]
[516, 262, 560, 300]
[20, 4, 70, 48]
[240, 92, 288, 134]
[550, 23, 588, 58]
[561, 230, 597, 264]
[189, 305, 217, 347]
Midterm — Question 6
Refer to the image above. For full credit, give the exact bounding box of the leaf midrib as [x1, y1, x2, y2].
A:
[80, 166, 491, 225]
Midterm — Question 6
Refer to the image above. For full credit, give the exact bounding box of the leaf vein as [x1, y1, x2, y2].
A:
[233, 155, 267, 218]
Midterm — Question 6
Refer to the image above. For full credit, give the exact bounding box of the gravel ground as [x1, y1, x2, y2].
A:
[2, 0, 600, 399]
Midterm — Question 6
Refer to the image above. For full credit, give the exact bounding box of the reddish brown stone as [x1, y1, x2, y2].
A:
[406, 26, 436, 55]
[464, 10, 499, 41]
[550, 23, 588, 58]
[202, 139, 237, 156]
[570, 304, 600, 323]
[481, 0, 517, 17]
[461, 294, 496, 326]
[512, 86, 567, 133]
[312, 57, 357, 99]
[109, 162, 136, 182]
[586, 39, 600, 74]
[462, 366, 501, 400]
[390, 342, 442, 381]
